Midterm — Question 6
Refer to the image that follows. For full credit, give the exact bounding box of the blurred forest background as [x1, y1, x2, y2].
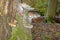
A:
[0, 0, 60, 40]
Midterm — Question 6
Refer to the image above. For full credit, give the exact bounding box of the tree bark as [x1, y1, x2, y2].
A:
[46, 0, 58, 18]
[0, 0, 13, 40]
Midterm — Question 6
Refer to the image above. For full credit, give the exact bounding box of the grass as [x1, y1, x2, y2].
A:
[9, 14, 32, 40]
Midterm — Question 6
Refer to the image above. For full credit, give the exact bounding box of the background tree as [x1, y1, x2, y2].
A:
[45, 0, 58, 23]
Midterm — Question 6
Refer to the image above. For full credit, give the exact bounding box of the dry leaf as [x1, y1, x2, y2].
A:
[8, 22, 16, 27]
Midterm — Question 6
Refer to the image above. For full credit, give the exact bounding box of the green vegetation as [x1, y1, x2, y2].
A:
[41, 35, 53, 40]
[57, 0, 60, 16]
[9, 14, 32, 40]
[23, 0, 48, 16]
[9, 14, 26, 40]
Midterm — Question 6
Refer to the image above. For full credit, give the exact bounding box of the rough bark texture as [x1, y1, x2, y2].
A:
[0, 0, 13, 40]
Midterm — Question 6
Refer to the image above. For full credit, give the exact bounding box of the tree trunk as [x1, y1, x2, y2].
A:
[0, 0, 13, 40]
[46, 0, 57, 18]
